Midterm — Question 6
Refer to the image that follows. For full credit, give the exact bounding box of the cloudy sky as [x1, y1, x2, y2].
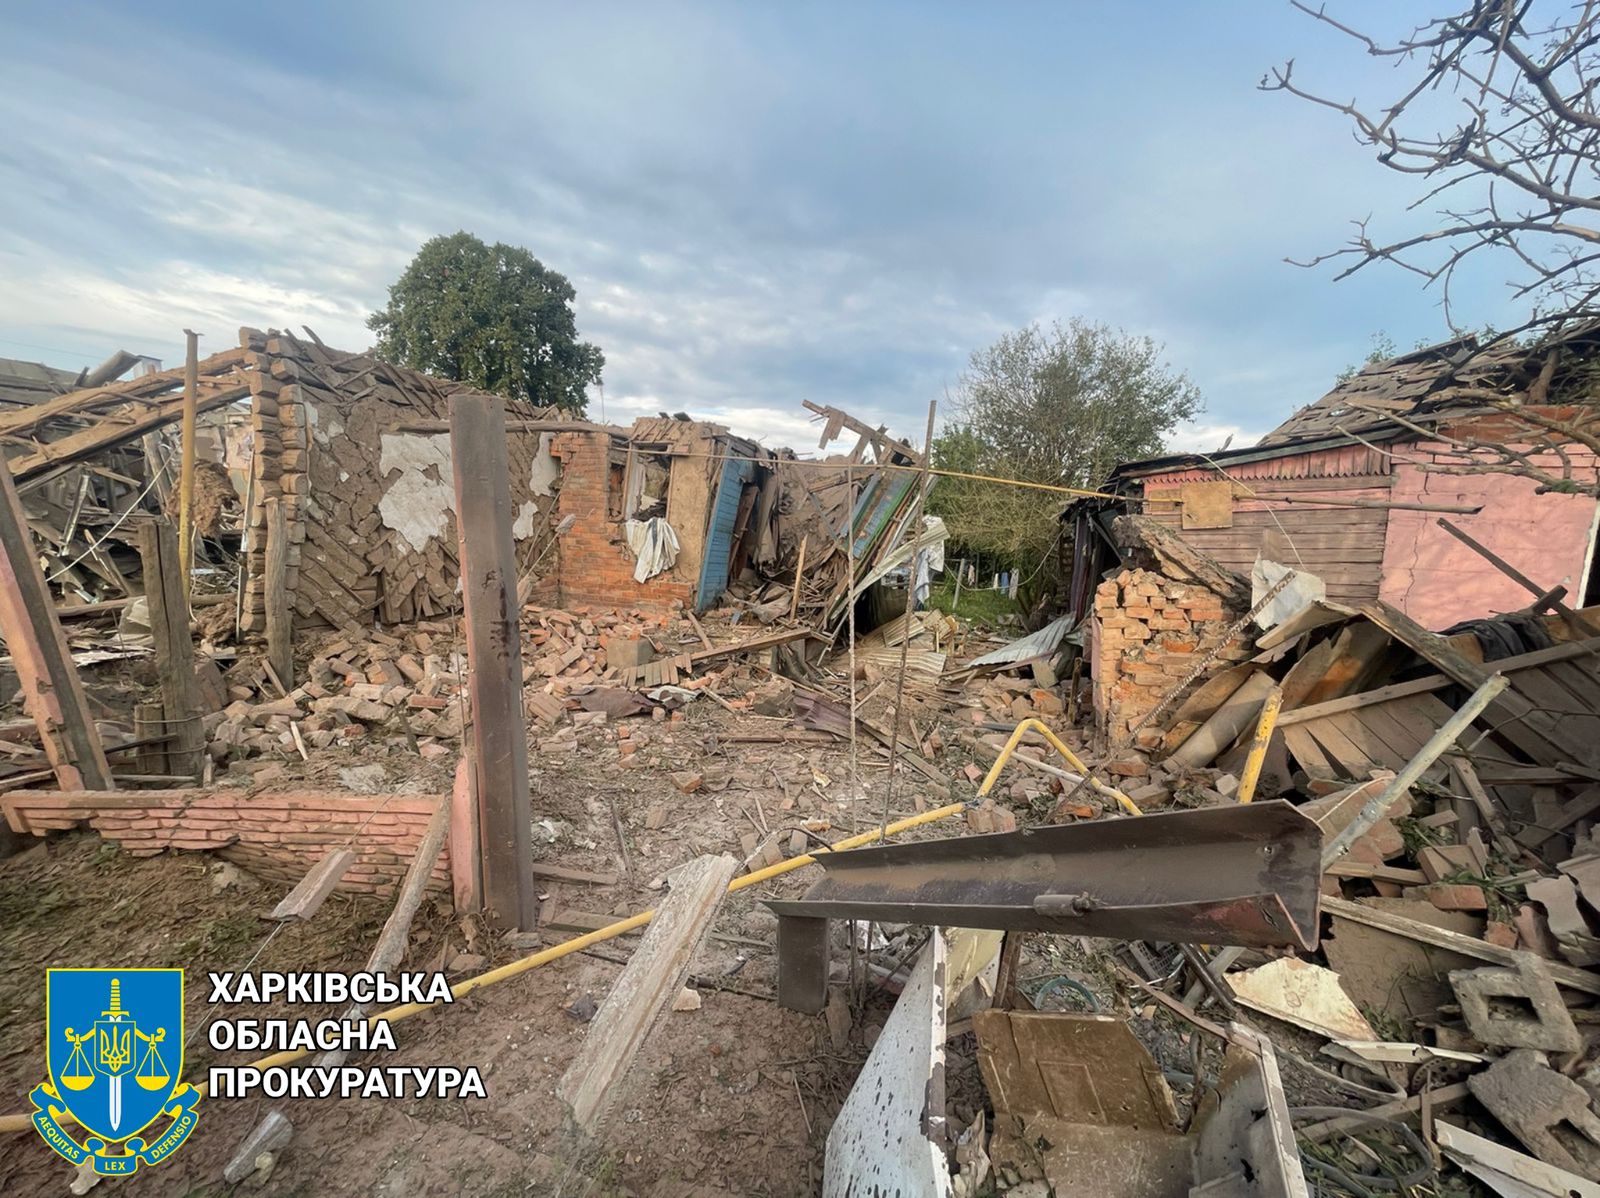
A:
[0, 2, 1518, 452]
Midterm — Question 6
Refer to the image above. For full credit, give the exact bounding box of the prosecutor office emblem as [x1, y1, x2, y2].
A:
[31, 969, 201, 1175]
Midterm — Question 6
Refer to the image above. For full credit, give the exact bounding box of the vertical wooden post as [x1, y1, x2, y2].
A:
[0, 459, 113, 790]
[450, 394, 538, 930]
[133, 702, 168, 775]
[263, 497, 293, 687]
[138, 518, 205, 780]
[448, 750, 482, 913]
[177, 328, 199, 608]
[789, 534, 808, 623]
[880, 399, 938, 828]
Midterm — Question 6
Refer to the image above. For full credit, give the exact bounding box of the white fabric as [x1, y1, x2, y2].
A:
[624, 517, 681, 583]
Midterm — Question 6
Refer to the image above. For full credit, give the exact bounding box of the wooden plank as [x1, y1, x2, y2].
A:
[1308, 711, 1387, 776]
[1283, 724, 1341, 779]
[270, 847, 356, 920]
[1277, 637, 1344, 712]
[0, 457, 112, 790]
[1359, 601, 1589, 767]
[230, 792, 453, 1175]
[1436, 1120, 1600, 1198]
[1279, 674, 1452, 726]
[1321, 895, 1600, 996]
[1298, 621, 1392, 707]
[137, 519, 205, 780]
[263, 497, 293, 688]
[9, 384, 251, 482]
[451, 394, 538, 930]
[557, 853, 738, 1132]
[529, 862, 620, 885]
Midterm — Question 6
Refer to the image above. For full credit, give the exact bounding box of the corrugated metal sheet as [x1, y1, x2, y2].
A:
[1138, 444, 1393, 485]
[968, 614, 1079, 668]
[695, 456, 754, 612]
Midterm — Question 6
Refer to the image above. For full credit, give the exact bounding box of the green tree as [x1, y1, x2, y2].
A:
[368, 232, 604, 413]
[932, 319, 1201, 588]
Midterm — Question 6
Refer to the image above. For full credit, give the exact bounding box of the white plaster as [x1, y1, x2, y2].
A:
[513, 500, 540, 538]
[378, 433, 456, 554]
[529, 432, 558, 497]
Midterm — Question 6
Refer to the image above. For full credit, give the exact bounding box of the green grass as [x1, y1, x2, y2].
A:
[926, 574, 1020, 627]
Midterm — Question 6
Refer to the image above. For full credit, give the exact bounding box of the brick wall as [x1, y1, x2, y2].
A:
[550, 431, 695, 611]
[1, 790, 451, 896]
[1091, 567, 1253, 744]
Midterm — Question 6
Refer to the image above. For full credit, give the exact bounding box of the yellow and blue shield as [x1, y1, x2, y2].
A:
[33, 969, 199, 1175]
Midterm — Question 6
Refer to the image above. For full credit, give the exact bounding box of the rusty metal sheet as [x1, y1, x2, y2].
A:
[768, 801, 1321, 951]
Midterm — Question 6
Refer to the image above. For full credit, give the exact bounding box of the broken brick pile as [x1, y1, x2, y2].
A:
[1090, 566, 1251, 743]
[208, 607, 719, 766]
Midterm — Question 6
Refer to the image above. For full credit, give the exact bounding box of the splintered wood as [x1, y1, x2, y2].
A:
[557, 854, 738, 1132]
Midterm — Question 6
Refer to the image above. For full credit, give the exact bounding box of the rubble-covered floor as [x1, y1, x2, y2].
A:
[0, 682, 988, 1197]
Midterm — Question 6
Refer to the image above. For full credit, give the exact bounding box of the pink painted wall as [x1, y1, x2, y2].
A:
[1379, 442, 1598, 630]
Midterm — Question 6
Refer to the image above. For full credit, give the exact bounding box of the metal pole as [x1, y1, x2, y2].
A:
[881, 400, 938, 832]
[177, 329, 199, 609]
[1321, 674, 1509, 866]
[1236, 685, 1284, 804]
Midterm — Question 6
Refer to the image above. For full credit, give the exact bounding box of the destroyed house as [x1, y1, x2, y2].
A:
[0, 324, 931, 645]
[1065, 332, 1600, 632]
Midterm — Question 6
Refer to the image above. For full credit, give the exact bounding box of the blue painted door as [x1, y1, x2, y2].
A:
[696, 456, 755, 612]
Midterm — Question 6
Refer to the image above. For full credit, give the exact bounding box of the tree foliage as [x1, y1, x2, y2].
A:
[930, 319, 1201, 582]
[368, 232, 604, 413]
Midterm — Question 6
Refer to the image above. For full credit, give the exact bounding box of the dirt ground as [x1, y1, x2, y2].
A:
[0, 683, 981, 1198]
[0, 630, 1414, 1197]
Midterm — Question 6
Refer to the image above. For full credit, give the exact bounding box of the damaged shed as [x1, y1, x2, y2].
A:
[1067, 332, 1600, 629]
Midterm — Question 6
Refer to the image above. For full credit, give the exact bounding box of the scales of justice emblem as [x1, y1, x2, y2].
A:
[30, 969, 201, 1175]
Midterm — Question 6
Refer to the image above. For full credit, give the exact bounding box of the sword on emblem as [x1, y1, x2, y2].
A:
[97, 979, 133, 1133]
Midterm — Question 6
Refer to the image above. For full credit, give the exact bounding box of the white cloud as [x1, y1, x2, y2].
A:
[1164, 422, 1269, 455]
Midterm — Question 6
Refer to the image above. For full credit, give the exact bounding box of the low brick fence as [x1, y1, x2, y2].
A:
[2, 789, 453, 896]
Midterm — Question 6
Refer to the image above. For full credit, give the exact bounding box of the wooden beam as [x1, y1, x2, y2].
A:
[450, 394, 538, 931]
[177, 329, 199, 607]
[0, 347, 246, 439]
[1322, 895, 1600, 996]
[1359, 600, 1594, 768]
[137, 519, 205, 780]
[7, 382, 251, 484]
[557, 854, 738, 1131]
[801, 400, 924, 464]
[1277, 674, 1451, 726]
[0, 457, 112, 790]
[269, 848, 356, 921]
[1436, 517, 1600, 637]
[229, 791, 453, 1178]
[263, 497, 293, 687]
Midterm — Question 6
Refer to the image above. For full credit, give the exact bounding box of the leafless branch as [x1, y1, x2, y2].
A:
[1268, 1, 1600, 340]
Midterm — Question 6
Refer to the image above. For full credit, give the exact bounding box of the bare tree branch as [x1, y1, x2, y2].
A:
[1267, 1, 1600, 341]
